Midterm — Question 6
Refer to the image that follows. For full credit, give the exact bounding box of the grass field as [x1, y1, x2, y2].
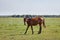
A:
[0, 17, 60, 40]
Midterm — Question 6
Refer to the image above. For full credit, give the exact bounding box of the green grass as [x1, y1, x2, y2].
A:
[0, 17, 60, 40]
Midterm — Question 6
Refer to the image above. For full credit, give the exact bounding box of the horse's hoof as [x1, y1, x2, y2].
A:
[38, 33, 41, 34]
[32, 32, 34, 34]
[24, 33, 26, 35]
[32, 33, 34, 35]
[38, 32, 41, 34]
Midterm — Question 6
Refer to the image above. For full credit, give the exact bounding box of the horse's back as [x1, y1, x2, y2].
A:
[32, 17, 39, 21]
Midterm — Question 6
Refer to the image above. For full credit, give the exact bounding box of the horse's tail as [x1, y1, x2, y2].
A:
[43, 18, 46, 28]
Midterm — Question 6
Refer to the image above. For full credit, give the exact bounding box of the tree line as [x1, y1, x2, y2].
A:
[0, 15, 60, 18]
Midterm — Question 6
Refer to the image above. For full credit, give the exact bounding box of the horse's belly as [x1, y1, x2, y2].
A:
[32, 24, 38, 26]
[32, 21, 38, 26]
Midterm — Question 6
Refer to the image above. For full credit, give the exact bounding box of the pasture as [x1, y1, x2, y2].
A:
[0, 17, 60, 40]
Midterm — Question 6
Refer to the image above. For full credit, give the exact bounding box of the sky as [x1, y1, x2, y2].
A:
[0, 0, 60, 16]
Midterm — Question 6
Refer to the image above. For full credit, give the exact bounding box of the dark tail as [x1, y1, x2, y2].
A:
[43, 18, 46, 28]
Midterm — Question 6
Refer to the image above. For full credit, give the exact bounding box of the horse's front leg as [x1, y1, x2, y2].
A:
[24, 25, 29, 34]
[38, 24, 42, 34]
[31, 25, 34, 34]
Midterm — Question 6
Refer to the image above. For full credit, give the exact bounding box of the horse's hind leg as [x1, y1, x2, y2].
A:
[24, 25, 29, 34]
[31, 26, 34, 34]
[38, 24, 42, 34]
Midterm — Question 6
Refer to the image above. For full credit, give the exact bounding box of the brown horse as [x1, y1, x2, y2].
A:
[24, 16, 46, 34]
